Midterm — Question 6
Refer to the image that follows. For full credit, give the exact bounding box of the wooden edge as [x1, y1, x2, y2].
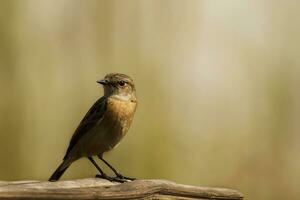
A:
[0, 178, 243, 200]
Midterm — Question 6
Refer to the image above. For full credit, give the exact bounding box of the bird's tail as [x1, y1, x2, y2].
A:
[49, 160, 71, 181]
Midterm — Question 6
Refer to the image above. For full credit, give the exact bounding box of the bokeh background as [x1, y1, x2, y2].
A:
[1, 0, 299, 199]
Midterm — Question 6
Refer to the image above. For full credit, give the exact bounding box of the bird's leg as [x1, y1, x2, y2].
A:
[88, 157, 126, 183]
[97, 155, 136, 181]
[87, 157, 114, 182]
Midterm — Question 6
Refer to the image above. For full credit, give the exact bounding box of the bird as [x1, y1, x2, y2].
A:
[49, 73, 138, 182]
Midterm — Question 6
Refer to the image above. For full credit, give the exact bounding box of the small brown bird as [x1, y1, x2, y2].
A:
[49, 73, 137, 182]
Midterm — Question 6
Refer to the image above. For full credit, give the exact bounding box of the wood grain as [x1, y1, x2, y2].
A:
[0, 178, 243, 200]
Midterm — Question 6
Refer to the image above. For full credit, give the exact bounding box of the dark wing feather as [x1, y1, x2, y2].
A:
[63, 97, 107, 160]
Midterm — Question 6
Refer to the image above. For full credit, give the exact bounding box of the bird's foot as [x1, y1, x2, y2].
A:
[95, 174, 114, 182]
[95, 174, 127, 183]
[116, 173, 136, 181]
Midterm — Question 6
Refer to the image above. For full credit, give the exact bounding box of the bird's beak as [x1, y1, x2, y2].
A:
[97, 79, 108, 85]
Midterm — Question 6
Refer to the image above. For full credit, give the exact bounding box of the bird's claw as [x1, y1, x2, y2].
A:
[95, 174, 128, 183]
[95, 174, 115, 182]
[116, 173, 136, 181]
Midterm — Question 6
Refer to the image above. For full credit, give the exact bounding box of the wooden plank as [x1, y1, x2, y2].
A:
[0, 178, 243, 200]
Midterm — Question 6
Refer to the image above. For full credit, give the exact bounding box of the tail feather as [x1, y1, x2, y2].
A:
[49, 161, 70, 181]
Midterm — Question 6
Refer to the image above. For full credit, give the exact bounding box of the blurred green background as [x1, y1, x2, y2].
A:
[0, 0, 299, 199]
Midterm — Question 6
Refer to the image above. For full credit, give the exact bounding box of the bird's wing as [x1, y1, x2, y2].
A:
[63, 96, 107, 160]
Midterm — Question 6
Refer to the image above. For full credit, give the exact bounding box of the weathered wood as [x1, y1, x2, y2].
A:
[0, 178, 243, 200]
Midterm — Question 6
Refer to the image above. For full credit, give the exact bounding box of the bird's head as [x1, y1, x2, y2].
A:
[97, 73, 136, 100]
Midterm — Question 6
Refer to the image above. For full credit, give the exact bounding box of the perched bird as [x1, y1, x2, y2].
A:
[49, 73, 138, 182]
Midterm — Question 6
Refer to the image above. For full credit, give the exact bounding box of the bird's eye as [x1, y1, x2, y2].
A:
[118, 81, 126, 87]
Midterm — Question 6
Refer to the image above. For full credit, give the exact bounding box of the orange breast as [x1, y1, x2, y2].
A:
[105, 97, 137, 136]
[107, 98, 136, 117]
